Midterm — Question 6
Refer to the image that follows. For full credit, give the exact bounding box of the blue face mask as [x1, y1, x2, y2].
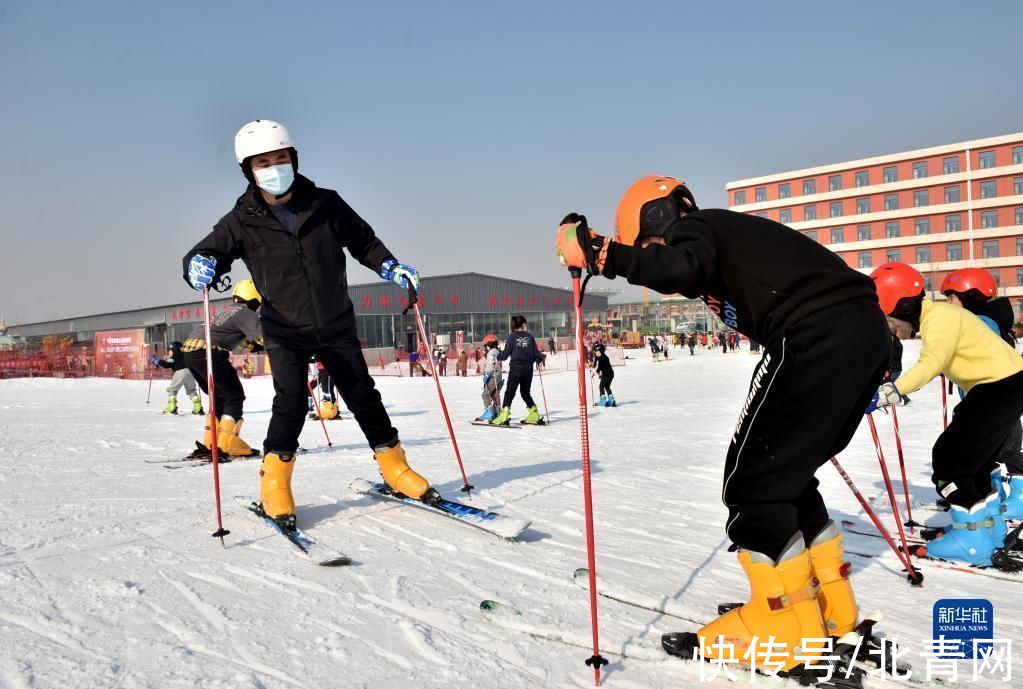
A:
[254, 164, 295, 196]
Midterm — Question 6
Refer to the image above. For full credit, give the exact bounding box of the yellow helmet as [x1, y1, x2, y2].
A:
[233, 279, 262, 303]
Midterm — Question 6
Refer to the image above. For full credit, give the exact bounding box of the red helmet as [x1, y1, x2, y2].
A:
[870, 262, 925, 315]
[483, 333, 498, 347]
[940, 268, 997, 299]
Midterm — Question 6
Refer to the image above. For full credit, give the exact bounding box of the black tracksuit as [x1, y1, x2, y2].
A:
[157, 343, 188, 372]
[183, 175, 399, 452]
[497, 331, 543, 409]
[605, 208, 890, 559]
[181, 305, 262, 420]
[596, 351, 614, 397]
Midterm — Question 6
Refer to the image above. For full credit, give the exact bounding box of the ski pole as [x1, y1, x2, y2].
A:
[537, 362, 550, 424]
[412, 301, 474, 494]
[146, 368, 154, 406]
[201, 287, 230, 545]
[306, 373, 333, 449]
[940, 374, 948, 430]
[890, 406, 917, 527]
[570, 267, 607, 683]
[830, 456, 922, 584]
[866, 414, 921, 584]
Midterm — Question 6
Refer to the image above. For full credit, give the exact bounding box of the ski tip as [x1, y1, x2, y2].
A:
[863, 609, 885, 624]
[480, 599, 500, 612]
[573, 567, 590, 578]
[319, 556, 354, 567]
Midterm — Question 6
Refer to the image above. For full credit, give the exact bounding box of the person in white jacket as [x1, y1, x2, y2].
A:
[476, 334, 503, 422]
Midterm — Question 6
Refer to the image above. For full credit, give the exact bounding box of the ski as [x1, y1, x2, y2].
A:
[470, 420, 521, 429]
[233, 496, 352, 566]
[349, 478, 531, 539]
[571, 568, 703, 624]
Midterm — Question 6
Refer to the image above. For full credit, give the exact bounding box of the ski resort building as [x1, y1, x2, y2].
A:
[727, 132, 1023, 314]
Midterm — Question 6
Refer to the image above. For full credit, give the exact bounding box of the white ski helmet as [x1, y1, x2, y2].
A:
[234, 119, 294, 164]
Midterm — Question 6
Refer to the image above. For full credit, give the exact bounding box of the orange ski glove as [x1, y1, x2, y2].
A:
[555, 213, 611, 275]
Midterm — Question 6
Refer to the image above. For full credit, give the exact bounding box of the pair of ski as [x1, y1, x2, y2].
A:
[470, 419, 547, 429]
[236, 478, 532, 566]
[482, 569, 910, 688]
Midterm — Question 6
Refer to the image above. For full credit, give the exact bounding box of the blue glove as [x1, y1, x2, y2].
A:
[483, 372, 493, 385]
[188, 254, 217, 291]
[149, 355, 160, 366]
[864, 391, 880, 415]
[380, 258, 420, 291]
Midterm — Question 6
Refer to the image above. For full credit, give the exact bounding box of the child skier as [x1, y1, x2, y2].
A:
[492, 315, 544, 426]
[476, 334, 503, 422]
[939, 268, 1023, 521]
[593, 342, 615, 407]
[556, 175, 889, 678]
[308, 358, 340, 420]
[181, 279, 264, 458]
[184, 119, 435, 530]
[155, 341, 203, 415]
[870, 262, 1023, 570]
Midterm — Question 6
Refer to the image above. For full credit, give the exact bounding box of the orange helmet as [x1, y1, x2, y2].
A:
[870, 262, 925, 316]
[483, 333, 498, 347]
[940, 268, 997, 299]
[614, 175, 698, 246]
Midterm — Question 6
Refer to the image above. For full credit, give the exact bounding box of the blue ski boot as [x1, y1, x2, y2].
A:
[477, 406, 497, 422]
[596, 395, 607, 407]
[986, 492, 1008, 549]
[1003, 475, 1023, 521]
[607, 394, 617, 407]
[926, 499, 996, 566]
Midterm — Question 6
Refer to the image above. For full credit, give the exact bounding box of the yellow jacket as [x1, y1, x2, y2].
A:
[895, 299, 1023, 395]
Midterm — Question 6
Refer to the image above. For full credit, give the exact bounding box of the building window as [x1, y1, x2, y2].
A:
[1018, 268, 1023, 287]
[778, 183, 791, 199]
[915, 246, 932, 263]
[855, 170, 869, 187]
[755, 212, 768, 218]
[803, 179, 816, 195]
[755, 187, 767, 203]
[947, 243, 963, 261]
[981, 210, 998, 228]
[886, 248, 901, 262]
[804, 205, 817, 221]
[982, 240, 1000, 258]
[1014, 177, 1023, 195]
[1015, 146, 1023, 165]
[829, 175, 843, 192]
[883, 166, 898, 183]
[914, 218, 930, 235]
[805, 230, 818, 242]
[856, 198, 870, 214]
[944, 185, 961, 204]
[858, 252, 872, 268]
[913, 189, 929, 207]
[830, 201, 843, 218]
[1017, 237, 1023, 255]
[943, 156, 960, 174]
[884, 194, 899, 211]
[779, 208, 792, 224]
[1017, 207, 1023, 226]
[734, 190, 746, 205]
[857, 225, 871, 241]
[830, 227, 845, 244]
[979, 150, 996, 169]
[885, 221, 900, 238]
[979, 180, 997, 199]
[946, 214, 962, 232]
[925, 276, 933, 292]
[912, 161, 928, 179]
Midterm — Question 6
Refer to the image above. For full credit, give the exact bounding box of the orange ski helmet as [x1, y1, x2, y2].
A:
[870, 262, 925, 316]
[482, 333, 499, 347]
[940, 268, 997, 299]
[614, 176, 698, 246]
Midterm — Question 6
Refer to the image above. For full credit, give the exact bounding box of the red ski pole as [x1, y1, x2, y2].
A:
[201, 288, 230, 545]
[570, 268, 607, 683]
[939, 374, 948, 429]
[890, 406, 917, 527]
[866, 413, 920, 583]
[412, 301, 473, 494]
[830, 456, 922, 584]
[537, 363, 550, 424]
[306, 373, 333, 449]
[146, 368, 154, 406]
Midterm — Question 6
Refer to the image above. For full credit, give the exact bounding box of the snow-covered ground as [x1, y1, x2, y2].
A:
[1, 341, 1019, 689]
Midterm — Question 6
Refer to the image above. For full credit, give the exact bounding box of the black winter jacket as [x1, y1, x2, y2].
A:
[497, 331, 543, 368]
[968, 296, 1016, 345]
[158, 343, 187, 372]
[606, 209, 878, 345]
[183, 175, 395, 349]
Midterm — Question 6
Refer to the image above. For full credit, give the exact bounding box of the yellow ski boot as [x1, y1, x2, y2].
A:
[374, 440, 432, 500]
[319, 401, 339, 420]
[216, 416, 255, 457]
[260, 452, 297, 524]
[663, 532, 828, 676]
[808, 521, 858, 636]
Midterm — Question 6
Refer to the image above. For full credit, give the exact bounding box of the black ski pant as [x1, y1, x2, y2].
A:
[264, 334, 397, 454]
[996, 420, 1023, 475]
[599, 372, 614, 397]
[184, 349, 245, 420]
[502, 364, 536, 409]
[932, 371, 1023, 506]
[724, 299, 890, 561]
[317, 369, 337, 403]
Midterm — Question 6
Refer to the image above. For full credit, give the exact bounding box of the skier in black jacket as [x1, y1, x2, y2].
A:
[556, 175, 890, 677]
[183, 119, 434, 530]
[492, 315, 544, 425]
[593, 343, 615, 407]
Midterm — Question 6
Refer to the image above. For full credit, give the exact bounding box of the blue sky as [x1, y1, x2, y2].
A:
[2, 0, 1022, 322]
